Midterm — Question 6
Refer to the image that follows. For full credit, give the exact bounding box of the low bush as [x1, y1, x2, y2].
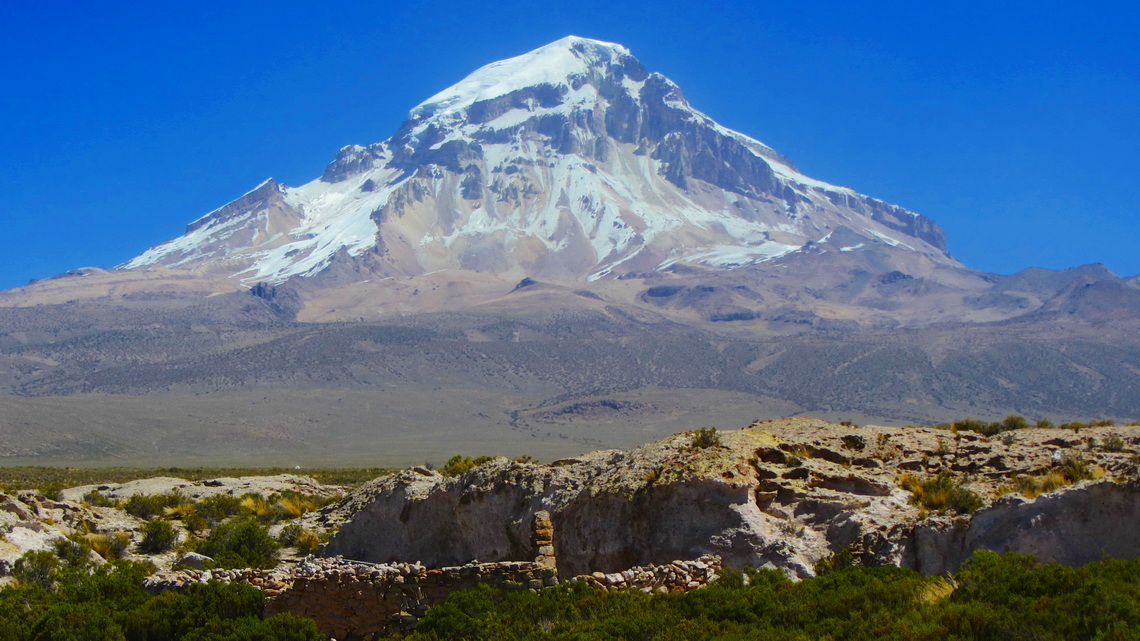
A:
[1103, 434, 1126, 452]
[123, 493, 183, 521]
[138, 520, 177, 554]
[440, 455, 494, 477]
[81, 490, 118, 508]
[197, 517, 279, 569]
[691, 427, 722, 449]
[405, 552, 1140, 640]
[13, 551, 61, 590]
[53, 536, 90, 567]
[0, 561, 321, 640]
[900, 472, 983, 514]
[950, 415, 1030, 437]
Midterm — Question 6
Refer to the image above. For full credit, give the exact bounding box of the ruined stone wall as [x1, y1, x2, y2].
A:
[147, 558, 557, 640]
[146, 553, 722, 641]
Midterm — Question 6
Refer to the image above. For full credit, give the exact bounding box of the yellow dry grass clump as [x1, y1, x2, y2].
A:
[280, 494, 322, 518]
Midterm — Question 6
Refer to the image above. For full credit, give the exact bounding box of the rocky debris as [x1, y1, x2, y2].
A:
[175, 551, 213, 570]
[310, 418, 1140, 579]
[0, 491, 109, 578]
[574, 554, 721, 593]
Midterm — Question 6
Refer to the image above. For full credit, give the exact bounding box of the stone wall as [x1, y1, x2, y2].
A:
[146, 557, 556, 640]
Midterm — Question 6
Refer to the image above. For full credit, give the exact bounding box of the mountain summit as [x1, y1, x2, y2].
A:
[121, 36, 949, 285]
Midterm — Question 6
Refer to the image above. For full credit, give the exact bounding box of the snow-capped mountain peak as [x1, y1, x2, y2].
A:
[120, 36, 951, 286]
[411, 36, 630, 120]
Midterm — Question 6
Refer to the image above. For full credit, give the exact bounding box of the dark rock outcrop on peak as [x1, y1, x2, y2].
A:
[184, 178, 282, 234]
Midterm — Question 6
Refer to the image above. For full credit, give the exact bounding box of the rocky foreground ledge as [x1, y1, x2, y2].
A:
[2, 418, 1139, 638]
[304, 417, 1140, 578]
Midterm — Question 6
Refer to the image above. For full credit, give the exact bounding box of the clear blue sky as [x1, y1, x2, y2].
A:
[2, 1, 1137, 290]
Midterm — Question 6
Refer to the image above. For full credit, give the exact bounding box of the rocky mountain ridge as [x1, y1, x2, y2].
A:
[117, 36, 950, 288]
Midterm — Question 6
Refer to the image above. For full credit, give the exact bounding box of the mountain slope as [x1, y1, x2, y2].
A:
[120, 36, 950, 287]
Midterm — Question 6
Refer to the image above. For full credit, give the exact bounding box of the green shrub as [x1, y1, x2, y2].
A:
[196, 494, 246, 525]
[38, 483, 66, 502]
[952, 415, 1029, 437]
[81, 490, 118, 508]
[197, 517, 279, 569]
[122, 493, 182, 521]
[138, 520, 177, 554]
[402, 552, 1140, 640]
[13, 551, 61, 590]
[815, 545, 856, 576]
[53, 537, 90, 568]
[691, 427, 722, 449]
[440, 455, 494, 477]
[277, 523, 303, 547]
[1103, 434, 1126, 452]
[1, 561, 321, 641]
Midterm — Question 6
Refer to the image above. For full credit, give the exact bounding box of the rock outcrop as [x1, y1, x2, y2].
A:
[308, 418, 1140, 578]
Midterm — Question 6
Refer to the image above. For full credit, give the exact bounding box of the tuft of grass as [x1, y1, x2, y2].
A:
[900, 472, 983, 514]
[1012, 471, 1070, 499]
[88, 532, 132, 560]
[916, 576, 958, 604]
[277, 490, 337, 518]
[239, 493, 282, 522]
[295, 530, 323, 555]
[164, 502, 199, 521]
[1010, 453, 1103, 499]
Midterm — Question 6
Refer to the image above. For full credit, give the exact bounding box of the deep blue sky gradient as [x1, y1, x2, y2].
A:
[2, 1, 1137, 290]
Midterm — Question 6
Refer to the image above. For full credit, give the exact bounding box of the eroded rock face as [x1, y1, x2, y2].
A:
[909, 480, 1140, 575]
[312, 418, 1140, 578]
